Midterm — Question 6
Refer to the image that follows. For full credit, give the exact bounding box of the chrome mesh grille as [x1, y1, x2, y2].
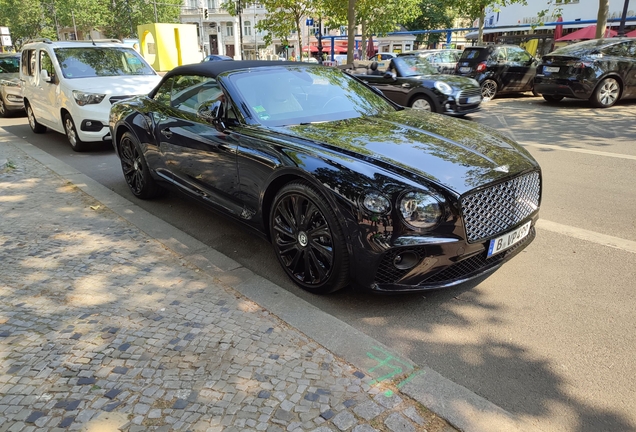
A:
[461, 171, 540, 243]
[457, 88, 482, 104]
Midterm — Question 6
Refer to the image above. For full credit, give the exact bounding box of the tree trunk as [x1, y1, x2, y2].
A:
[477, 6, 485, 45]
[347, 0, 356, 65]
[361, 20, 367, 60]
[596, 0, 609, 38]
[295, 18, 301, 62]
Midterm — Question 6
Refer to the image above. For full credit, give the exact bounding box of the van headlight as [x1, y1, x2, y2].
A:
[399, 191, 444, 229]
[72, 91, 106, 106]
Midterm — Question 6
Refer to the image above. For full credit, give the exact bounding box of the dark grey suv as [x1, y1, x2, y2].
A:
[455, 45, 538, 101]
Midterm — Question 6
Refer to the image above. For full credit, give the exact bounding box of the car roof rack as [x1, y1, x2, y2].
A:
[24, 38, 53, 44]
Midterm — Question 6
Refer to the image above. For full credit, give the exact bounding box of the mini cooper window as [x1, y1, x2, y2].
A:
[393, 56, 438, 76]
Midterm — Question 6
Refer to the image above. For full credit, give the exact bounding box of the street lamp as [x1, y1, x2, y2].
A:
[618, 0, 630, 36]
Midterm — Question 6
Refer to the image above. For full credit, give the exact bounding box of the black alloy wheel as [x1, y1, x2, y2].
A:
[543, 95, 564, 103]
[63, 113, 88, 152]
[270, 182, 349, 294]
[480, 79, 498, 101]
[26, 102, 47, 133]
[119, 131, 163, 199]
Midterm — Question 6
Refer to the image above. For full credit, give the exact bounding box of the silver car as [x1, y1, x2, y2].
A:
[0, 53, 24, 117]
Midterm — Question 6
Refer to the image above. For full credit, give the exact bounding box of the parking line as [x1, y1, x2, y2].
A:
[538, 220, 636, 254]
[522, 143, 636, 161]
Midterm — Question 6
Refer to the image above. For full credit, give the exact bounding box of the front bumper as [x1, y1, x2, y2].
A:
[2, 88, 24, 112]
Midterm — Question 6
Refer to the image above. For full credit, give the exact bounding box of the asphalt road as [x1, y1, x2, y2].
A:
[3, 95, 635, 432]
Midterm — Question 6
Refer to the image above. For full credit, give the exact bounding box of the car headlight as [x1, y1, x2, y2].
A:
[0, 80, 20, 88]
[362, 191, 391, 214]
[434, 81, 453, 95]
[399, 191, 443, 229]
[72, 91, 106, 106]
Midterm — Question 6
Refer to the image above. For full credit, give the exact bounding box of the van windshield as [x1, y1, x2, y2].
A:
[54, 47, 155, 78]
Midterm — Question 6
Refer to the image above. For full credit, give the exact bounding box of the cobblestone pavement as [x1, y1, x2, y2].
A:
[0, 143, 458, 432]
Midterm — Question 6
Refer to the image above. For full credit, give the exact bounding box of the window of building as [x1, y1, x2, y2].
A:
[226, 22, 234, 37]
[244, 20, 251, 36]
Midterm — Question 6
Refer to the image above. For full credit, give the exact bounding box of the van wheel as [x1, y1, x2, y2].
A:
[26, 103, 47, 133]
[64, 113, 88, 152]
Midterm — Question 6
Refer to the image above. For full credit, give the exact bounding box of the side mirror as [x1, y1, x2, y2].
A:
[40, 69, 52, 83]
[197, 100, 225, 131]
[383, 71, 397, 81]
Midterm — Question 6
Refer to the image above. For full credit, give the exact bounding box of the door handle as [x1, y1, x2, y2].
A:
[401, 83, 411, 88]
[160, 128, 172, 139]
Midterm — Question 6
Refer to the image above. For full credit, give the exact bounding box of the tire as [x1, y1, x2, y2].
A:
[542, 95, 564, 103]
[63, 113, 88, 152]
[409, 95, 435, 112]
[590, 77, 620, 108]
[0, 96, 8, 118]
[270, 181, 349, 294]
[480, 79, 498, 101]
[26, 102, 47, 133]
[118, 131, 164, 199]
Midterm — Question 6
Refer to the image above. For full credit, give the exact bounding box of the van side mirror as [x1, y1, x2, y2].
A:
[40, 69, 52, 83]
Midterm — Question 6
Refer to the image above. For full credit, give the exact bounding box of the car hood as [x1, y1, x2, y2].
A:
[271, 110, 538, 195]
[0, 73, 19, 83]
[61, 75, 162, 95]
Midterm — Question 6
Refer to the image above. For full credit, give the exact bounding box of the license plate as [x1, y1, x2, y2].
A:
[487, 221, 532, 258]
[467, 95, 481, 104]
[459, 67, 471, 73]
[544, 66, 559, 73]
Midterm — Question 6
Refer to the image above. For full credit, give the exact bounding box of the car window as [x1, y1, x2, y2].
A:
[392, 56, 438, 76]
[40, 50, 56, 80]
[602, 42, 629, 57]
[170, 75, 222, 114]
[491, 48, 507, 61]
[427, 53, 440, 63]
[439, 51, 455, 63]
[227, 66, 395, 127]
[628, 41, 636, 58]
[461, 49, 483, 60]
[0, 56, 19, 74]
[153, 77, 174, 106]
[54, 47, 155, 78]
[21, 50, 36, 76]
[507, 47, 531, 63]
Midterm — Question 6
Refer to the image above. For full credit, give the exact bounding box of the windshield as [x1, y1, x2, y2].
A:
[0, 56, 20, 74]
[226, 66, 396, 127]
[549, 39, 613, 56]
[54, 47, 155, 78]
[393, 56, 438, 76]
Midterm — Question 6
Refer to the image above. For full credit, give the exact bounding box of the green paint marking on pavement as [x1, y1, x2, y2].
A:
[366, 346, 414, 385]
[384, 390, 393, 397]
[397, 370, 425, 389]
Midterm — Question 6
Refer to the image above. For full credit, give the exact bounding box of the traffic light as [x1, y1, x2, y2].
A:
[204, 8, 208, 19]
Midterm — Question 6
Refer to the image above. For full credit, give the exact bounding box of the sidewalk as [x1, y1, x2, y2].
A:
[0, 130, 533, 432]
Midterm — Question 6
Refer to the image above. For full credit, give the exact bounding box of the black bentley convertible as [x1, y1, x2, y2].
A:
[109, 61, 541, 294]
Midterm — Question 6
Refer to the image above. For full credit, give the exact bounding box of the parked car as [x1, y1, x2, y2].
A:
[455, 45, 538, 101]
[348, 56, 482, 116]
[0, 53, 24, 117]
[202, 54, 234, 62]
[109, 61, 541, 294]
[534, 38, 636, 108]
[399, 49, 463, 75]
[20, 39, 162, 151]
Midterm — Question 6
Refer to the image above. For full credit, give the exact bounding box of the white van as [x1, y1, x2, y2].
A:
[20, 39, 162, 151]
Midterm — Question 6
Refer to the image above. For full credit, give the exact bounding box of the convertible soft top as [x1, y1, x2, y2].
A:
[162, 60, 304, 81]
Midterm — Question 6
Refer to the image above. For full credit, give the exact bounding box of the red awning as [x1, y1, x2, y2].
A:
[556, 24, 617, 41]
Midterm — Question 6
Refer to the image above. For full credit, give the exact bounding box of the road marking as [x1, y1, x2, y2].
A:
[538, 220, 636, 254]
[522, 143, 636, 160]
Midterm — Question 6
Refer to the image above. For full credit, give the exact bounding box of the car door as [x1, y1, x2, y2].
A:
[602, 41, 636, 98]
[360, 68, 410, 106]
[34, 49, 64, 129]
[623, 41, 636, 98]
[506, 46, 536, 91]
[155, 74, 243, 216]
[490, 47, 514, 89]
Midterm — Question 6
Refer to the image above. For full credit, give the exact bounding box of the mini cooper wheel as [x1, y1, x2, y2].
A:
[410, 95, 434, 112]
[119, 131, 164, 199]
[480, 79, 498, 101]
[63, 113, 88, 152]
[542, 95, 564, 103]
[590, 77, 620, 108]
[270, 182, 349, 294]
[26, 102, 47, 133]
